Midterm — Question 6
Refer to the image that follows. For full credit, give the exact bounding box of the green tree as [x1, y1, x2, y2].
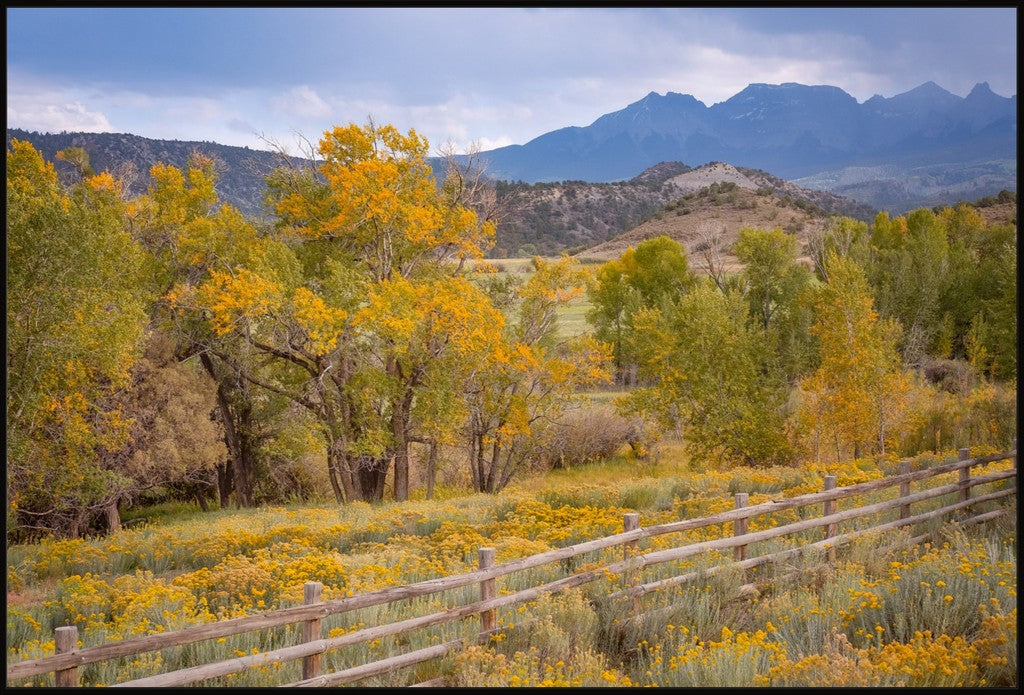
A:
[7, 141, 149, 537]
[733, 226, 816, 381]
[627, 281, 795, 467]
[867, 209, 949, 366]
[586, 235, 695, 383]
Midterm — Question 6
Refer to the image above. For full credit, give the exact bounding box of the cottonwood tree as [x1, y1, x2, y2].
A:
[626, 281, 795, 468]
[7, 141, 149, 537]
[797, 252, 910, 461]
[866, 209, 949, 367]
[586, 236, 695, 384]
[183, 121, 498, 503]
[466, 256, 612, 492]
[131, 153, 293, 508]
[733, 226, 816, 382]
[94, 333, 227, 530]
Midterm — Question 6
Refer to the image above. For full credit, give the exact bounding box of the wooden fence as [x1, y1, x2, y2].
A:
[7, 446, 1016, 687]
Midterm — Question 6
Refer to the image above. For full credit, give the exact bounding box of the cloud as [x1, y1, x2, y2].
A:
[6, 9, 1014, 157]
[8, 99, 113, 133]
[270, 85, 332, 120]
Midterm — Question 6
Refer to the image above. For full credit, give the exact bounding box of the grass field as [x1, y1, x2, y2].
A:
[6, 445, 1016, 687]
[467, 257, 597, 341]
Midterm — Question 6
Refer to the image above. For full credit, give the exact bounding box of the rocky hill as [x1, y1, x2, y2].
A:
[575, 175, 830, 266]
[494, 161, 875, 257]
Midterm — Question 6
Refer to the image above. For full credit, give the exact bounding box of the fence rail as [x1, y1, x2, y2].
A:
[7, 446, 1016, 687]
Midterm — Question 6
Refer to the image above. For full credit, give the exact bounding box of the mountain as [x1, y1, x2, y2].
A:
[474, 81, 1016, 213]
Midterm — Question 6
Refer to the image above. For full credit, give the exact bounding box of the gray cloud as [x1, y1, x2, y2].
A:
[6, 7, 1016, 153]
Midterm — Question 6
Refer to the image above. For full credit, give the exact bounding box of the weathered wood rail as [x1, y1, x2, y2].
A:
[7, 446, 1016, 687]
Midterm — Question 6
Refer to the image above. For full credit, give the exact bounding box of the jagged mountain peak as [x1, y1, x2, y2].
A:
[968, 81, 994, 97]
[475, 79, 1013, 196]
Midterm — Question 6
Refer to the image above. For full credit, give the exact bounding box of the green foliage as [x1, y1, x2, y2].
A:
[586, 235, 695, 380]
[7, 140, 150, 537]
[855, 205, 1016, 379]
[733, 226, 817, 380]
[867, 209, 949, 364]
[628, 282, 795, 467]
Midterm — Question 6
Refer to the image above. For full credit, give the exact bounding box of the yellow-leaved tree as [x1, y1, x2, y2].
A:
[179, 120, 499, 503]
[465, 256, 612, 493]
[797, 251, 911, 461]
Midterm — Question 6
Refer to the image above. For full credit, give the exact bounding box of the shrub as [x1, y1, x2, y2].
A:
[531, 405, 635, 470]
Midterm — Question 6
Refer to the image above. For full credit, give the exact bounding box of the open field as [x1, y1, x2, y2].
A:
[7, 445, 1016, 687]
[466, 257, 596, 341]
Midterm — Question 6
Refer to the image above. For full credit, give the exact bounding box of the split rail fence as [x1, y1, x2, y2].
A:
[7, 446, 1016, 687]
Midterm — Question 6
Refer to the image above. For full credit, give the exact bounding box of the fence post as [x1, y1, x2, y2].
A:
[958, 447, 971, 510]
[623, 513, 640, 595]
[823, 476, 837, 563]
[301, 582, 323, 680]
[733, 494, 749, 562]
[899, 461, 912, 520]
[479, 547, 496, 635]
[55, 625, 79, 687]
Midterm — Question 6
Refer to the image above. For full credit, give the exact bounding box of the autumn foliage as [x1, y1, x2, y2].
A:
[5, 121, 1016, 538]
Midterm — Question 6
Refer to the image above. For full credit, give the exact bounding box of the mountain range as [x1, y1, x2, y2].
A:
[474, 81, 1016, 211]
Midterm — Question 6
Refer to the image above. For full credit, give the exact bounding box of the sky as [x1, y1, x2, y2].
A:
[6, 6, 1018, 156]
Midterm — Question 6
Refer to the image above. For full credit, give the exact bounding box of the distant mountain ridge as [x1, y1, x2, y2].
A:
[474, 81, 1016, 211]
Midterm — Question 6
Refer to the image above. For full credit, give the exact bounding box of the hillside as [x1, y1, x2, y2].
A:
[571, 161, 874, 264]
[6, 128, 300, 220]
[491, 161, 874, 257]
[489, 162, 691, 257]
[575, 175, 829, 266]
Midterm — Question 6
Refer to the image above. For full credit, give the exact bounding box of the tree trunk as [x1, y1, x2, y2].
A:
[105, 500, 121, 534]
[325, 443, 345, 504]
[468, 426, 483, 492]
[393, 429, 409, 502]
[485, 439, 502, 493]
[194, 490, 210, 513]
[355, 455, 389, 502]
[201, 353, 256, 508]
[71, 508, 90, 539]
[425, 439, 439, 500]
[216, 462, 233, 508]
[232, 397, 257, 508]
[391, 389, 415, 502]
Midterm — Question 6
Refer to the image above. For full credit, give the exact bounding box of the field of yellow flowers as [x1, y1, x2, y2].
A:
[6, 445, 1016, 687]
